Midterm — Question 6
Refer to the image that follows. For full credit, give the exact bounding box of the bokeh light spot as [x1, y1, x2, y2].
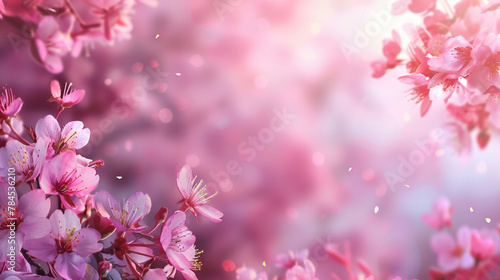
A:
[190, 55, 204, 67]
[312, 152, 325, 166]
[159, 108, 173, 123]
[131, 62, 143, 73]
[362, 168, 375, 182]
[222, 260, 235, 272]
[185, 154, 200, 167]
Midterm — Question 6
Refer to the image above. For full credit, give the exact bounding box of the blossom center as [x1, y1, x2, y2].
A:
[485, 52, 500, 73]
[55, 228, 79, 254]
[452, 46, 472, 62]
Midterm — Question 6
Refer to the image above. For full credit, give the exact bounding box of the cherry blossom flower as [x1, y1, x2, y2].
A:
[470, 229, 499, 261]
[398, 73, 432, 117]
[23, 210, 103, 280]
[0, 186, 51, 272]
[39, 151, 99, 212]
[431, 226, 474, 272]
[276, 249, 309, 269]
[35, 115, 90, 155]
[84, 0, 135, 42]
[236, 267, 268, 280]
[285, 260, 318, 280]
[383, 31, 402, 68]
[94, 190, 151, 232]
[160, 211, 197, 279]
[49, 80, 86, 110]
[422, 197, 453, 230]
[177, 164, 223, 223]
[0, 138, 47, 186]
[34, 16, 72, 73]
[428, 36, 473, 74]
[0, 87, 23, 120]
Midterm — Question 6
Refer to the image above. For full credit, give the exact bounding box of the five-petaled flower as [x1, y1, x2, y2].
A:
[177, 164, 223, 223]
[24, 210, 103, 280]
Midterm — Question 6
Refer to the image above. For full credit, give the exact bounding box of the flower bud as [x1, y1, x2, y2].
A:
[98, 260, 113, 278]
[155, 207, 168, 224]
[87, 212, 115, 239]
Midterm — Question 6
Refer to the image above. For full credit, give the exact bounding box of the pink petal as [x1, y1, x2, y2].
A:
[44, 54, 64, 74]
[72, 228, 102, 258]
[144, 269, 167, 280]
[195, 205, 223, 223]
[177, 164, 194, 198]
[17, 216, 51, 240]
[37, 16, 59, 41]
[482, 1, 500, 12]
[50, 80, 61, 99]
[398, 73, 428, 86]
[420, 95, 432, 117]
[23, 236, 58, 262]
[167, 211, 187, 231]
[3, 97, 23, 116]
[30, 138, 48, 181]
[422, 213, 439, 228]
[61, 121, 90, 149]
[35, 115, 61, 144]
[438, 253, 460, 271]
[128, 246, 154, 263]
[160, 222, 172, 252]
[18, 189, 50, 218]
[94, 190, 121, 220]
[61, 89, 85, 107]
[460, 252, 474, 269]
[166, 248, 192, 271]
[431, 231, 455, 254]
[181, 269, 198, 280]
[67, 166, 99, 196]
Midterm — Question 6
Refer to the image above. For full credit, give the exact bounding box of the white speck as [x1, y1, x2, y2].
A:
[175, 73, 181, 76]
[348, 167, 352, 172]
[116, 176, 123, 179]
[374, 206, 379, 214]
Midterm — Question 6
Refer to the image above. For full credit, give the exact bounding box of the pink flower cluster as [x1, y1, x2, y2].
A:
[372, 0, 500, 151]
[0, 83, 222, 279]
[0, 0, 157, 73]
[423, 197, 500, 279]
[235, 249, 319, 280]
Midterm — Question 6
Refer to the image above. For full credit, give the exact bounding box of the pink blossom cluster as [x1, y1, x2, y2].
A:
[234, 249, 319, 280]
[0, 0, 157, 73]
[0, 82, 222, 279]
[372, 0, 500, 151]
[233, 248, 412, 280]
[423, 197, 500, 279]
